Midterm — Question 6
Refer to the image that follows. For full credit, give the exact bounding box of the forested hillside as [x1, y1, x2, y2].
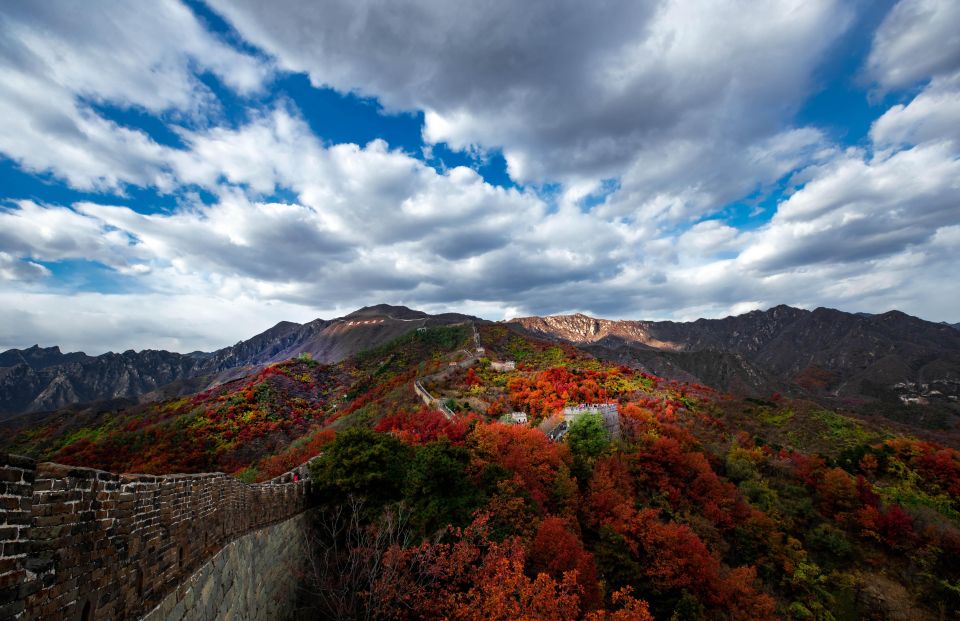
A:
[4, 323, 959, 619]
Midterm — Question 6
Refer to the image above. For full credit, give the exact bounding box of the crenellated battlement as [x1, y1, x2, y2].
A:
[0, 453, 317, 620]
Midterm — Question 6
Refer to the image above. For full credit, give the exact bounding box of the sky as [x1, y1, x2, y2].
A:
[0, 0, 958, 354]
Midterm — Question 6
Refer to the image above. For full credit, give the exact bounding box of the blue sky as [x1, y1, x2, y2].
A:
[1, 0, 958, 353]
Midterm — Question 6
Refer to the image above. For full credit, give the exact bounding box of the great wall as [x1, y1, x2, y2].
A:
[0, 323, 488, 620]
[0, 452, 317, 621]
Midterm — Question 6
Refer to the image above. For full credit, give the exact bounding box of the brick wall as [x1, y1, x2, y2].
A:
[0, 453, 316, 621]
[141, 512, 311, 621]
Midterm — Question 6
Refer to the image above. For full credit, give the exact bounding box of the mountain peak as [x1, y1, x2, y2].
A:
[24, 344, 62, 354]
[345, 304, 428, 320]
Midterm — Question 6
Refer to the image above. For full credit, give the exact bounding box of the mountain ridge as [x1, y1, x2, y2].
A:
[507, 305, 960, 414]
[3, 303, 958, 420]
[0, 305, 477, 418]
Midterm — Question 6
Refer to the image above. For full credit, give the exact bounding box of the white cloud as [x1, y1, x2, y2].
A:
[870, 72, 960, 148]
[0, 0, 270, 191]
[866, 0, 960, 90]
[0, 200, 140, 269]
[208, 0, 850, 218]
[0, 289, 320, 354]
[1, 0, 960, 356]
[738, 141, 960, 272]
[0, 107, 633, 340]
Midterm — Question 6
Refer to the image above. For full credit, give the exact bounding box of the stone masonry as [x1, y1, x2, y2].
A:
[0, 452, 316, 621]
[141, 512, 311, 621]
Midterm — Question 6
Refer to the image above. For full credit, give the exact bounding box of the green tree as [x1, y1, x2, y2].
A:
[310, 427, 412, 509]
[566, 412, 610, 482]
[403, 440, 482, 534]
[594, 526, 641, 592]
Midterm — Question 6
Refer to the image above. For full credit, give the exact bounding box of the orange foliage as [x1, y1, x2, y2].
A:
[584, 588, 653, 621]
[507, 367, 615, 418]
[468, 422, 574, 511]
[386, 514, 598, 621]
[527, 516, 602, 610]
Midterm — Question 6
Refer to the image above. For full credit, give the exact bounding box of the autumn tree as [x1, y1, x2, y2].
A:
[527, 516, 603, 610]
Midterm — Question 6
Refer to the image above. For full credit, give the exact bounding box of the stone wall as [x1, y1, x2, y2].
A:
[142, 512, 311, 621]
[0, 453, 315, 621]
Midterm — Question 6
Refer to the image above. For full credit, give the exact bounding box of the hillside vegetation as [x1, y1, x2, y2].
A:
[3, 323, 960, 619]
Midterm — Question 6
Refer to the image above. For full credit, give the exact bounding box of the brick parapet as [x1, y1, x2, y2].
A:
[0, 453, 317, 621]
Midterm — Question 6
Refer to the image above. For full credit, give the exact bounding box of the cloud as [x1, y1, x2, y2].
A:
[0, 252, 49, 282]
[208, 0, 851, 215]
[739, 141, 960, 272]
[1, 0, 959, 355]
[0, 107, 629, 325]
[4, 73, 957, 349]
[870, 72, 960, 148]
[0, 0, 270, 191]
[866, 0, 960, 90]
[0, 200, 140, 270]
[0, 289, 321, 354]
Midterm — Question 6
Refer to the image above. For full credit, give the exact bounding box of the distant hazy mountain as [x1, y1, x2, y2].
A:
[509, 305, 960, 404]
[0, 305, 475, 418]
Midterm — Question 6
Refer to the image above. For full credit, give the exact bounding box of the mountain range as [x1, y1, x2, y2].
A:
[0, 304, 474, 419]
[510, 305, 960, 405]
[2, 303, 958, 422]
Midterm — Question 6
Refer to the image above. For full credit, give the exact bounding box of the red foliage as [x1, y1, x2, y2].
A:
[374, 407, 473, 445]
[255, 428, 335, 480]
[886, 438, 960, 498]
[52, 358, 343, 477]
[619, 507, 721, 593]
[468, 422, 573, 511]
[713, 566, 778, 621]
[876, 505, 916, 550]
[385, 514, 593, 621]
[527, 516, 602, 610]
[585, 455, 635, 529]
[463, 368, 481, 387]
[816, 468, 859, 518]
[507, 367, 619, 418]
[626, 434, 751, 530]
[583, 589, 653, 621]
[340, 370, 415, 417]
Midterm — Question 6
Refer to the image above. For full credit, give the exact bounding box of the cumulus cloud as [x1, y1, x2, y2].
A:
[0, 252, 49, 282]
[739, 142, 960, 272]
[0, 107, 631, 334]
[0, 0, 269, 191]
[866, 0, 960, 90]
[871, 72, 960, 148]
[207, 0, 850, 213]
[1, 0, 959, 354]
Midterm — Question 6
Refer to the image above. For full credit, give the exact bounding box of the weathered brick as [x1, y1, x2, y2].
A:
[1, 454, 35, 469]
[2, 541, 27, 556]
[0, 497, 22, 512]
[0, 482, 31, 496]
[0, 468, 24, 482]
[4, 451, 314, 621]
